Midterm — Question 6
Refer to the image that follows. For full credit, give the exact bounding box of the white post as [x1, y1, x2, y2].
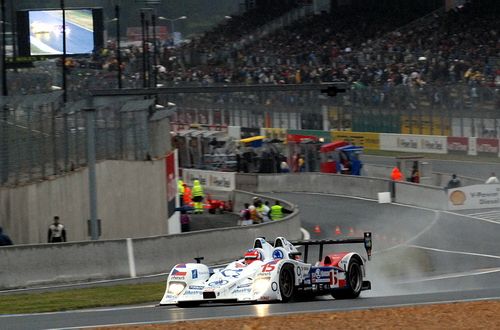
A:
[126, 238, 137, 278]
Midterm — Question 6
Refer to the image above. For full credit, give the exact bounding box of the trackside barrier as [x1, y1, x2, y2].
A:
[363, 164, 483, 187]
[252, 173, 449, 210]
[256, 173, 389, 200]
[0, 190, 300, 290]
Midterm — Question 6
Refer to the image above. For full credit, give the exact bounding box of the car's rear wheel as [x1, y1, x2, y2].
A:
[331, 258, 363, 299]
[279, 264, 295, 302]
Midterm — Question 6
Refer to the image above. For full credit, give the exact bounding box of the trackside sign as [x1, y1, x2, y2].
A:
[447, 184, 500, 210]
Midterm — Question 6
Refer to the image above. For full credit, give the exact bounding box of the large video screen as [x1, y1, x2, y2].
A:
[17, 8, 103, 56]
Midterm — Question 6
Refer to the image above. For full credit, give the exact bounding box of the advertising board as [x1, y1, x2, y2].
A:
[447, 136, 468, 154]
[182, 169, 235, 191]
[380, 133, 447, 154]
[331, 131, 380, 150]
[448, 184, 500, 210]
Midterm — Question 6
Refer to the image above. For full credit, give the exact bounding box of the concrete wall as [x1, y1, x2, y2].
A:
[257, 173, 390, 200]
[363, 164, 484, 187]
[0, 190, 301, 289]
[394, 181, 448, 210]
[0, 159, 168, 244]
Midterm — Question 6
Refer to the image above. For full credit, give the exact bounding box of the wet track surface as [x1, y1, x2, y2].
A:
[2, 190, 500, 329]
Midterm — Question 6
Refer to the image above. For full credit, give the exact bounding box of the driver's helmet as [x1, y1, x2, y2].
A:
[244, 249, 263, 265]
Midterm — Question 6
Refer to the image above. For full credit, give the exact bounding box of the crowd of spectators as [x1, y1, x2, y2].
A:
[5, 1, 500, 103]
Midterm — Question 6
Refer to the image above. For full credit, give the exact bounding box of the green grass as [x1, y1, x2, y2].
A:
[363, 149, 500, 163]
[0, 282, 165, 314]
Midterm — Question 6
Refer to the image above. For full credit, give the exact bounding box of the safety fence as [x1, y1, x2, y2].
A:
[0, 93, 164, 187]
[161, 83, 500, 136]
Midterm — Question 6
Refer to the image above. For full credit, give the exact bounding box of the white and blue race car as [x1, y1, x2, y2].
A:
[159, 233, 372, 307]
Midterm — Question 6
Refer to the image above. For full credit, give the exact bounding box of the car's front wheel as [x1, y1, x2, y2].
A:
[279, 264, 295, 302]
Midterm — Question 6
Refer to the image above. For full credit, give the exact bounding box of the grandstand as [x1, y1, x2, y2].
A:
[1, 0, 500, 185]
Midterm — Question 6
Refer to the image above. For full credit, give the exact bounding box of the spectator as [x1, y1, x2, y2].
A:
[298, 155, 305, 172]
[239, 203, 252, 226]
[410, 166, 420, 183]
[192, 179, 205, 214]
[280, 160, 290, 173]
[485, 172, 499, 184]
[390, 166, 403, 181]
[180, 209, 191, 232]
[270, 200, 293, 221]
[183, 183, 192, 206]
[260, 201, 271, 222]
[0, 226, 13, 246]
[178, 179, 185, 207]
[446, 174, 462, 189]
[48, 216, 67, 243]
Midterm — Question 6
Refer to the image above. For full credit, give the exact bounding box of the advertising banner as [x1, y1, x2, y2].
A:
[331, 131, 380, 150]
[400, 115, 451, 136]
[448, 184, 500, 211]
[380, 133, 447, 154]
[262, 128, 287, 141]
[166, 151, 176, 218]
[182, 169, 235, 191]
[447, 136, 468, 154]
[476, 138, 499, 157]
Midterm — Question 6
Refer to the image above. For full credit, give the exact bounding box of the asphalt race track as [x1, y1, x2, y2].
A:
[2, 158, 500, 329]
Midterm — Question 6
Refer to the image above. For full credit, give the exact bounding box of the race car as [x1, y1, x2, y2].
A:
[159, 233, 372, 307]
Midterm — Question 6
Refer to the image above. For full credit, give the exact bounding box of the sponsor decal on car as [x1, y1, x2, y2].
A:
[192, 269, 198, 279]
[188, 285, 204, 290]
[310, 268, 333, 284]
[172, 269, 187, 276]
[237, 283, 252, 288]
[272, 249, 284, 259]
[208, 279, 229, 287]
[170, 276, 186, 280]
[184, 290, 201, 295]
[232, 287, 252, 294]
[221, 269, 243, 278]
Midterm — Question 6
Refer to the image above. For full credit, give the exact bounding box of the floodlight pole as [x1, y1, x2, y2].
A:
[1, 0, 7, 96]
[140, 11, 147, 88]
[0, 0, 8, 184]
[145, 18, 150, 88]
[152, 13, 158, 88]
[115, 5, 122, 89]
[61, 0, 67, 102]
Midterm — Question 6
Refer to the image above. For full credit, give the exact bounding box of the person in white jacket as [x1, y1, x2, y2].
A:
[485, 172, 499, 184]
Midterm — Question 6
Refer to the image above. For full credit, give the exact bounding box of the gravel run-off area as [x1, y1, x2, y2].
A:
[99, 300, 500, 329]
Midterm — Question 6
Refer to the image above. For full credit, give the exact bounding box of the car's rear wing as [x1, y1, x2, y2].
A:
[291, 232, 372, 263]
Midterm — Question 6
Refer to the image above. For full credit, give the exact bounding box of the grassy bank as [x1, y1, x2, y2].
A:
[0, 282, 165, 314]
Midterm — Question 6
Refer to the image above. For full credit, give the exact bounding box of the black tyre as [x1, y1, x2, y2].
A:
[279, 264, 295, 302]
[331, 259, 363, 299]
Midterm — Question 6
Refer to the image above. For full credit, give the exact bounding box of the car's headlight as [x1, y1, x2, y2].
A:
[167, 282, 186, 296]
[253, 278, 270, 293]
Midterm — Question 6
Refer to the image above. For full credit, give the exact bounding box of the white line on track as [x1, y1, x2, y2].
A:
[397, 267, 500, 283]
[467, 210, 500, 216]
[406, 244, 500, 259]
[442, 210, 500, 225]
[0, 304, 158, 318]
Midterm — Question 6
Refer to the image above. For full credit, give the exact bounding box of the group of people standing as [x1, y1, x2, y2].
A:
[239, 198, 292, 226]
[178, 179, 205, 214]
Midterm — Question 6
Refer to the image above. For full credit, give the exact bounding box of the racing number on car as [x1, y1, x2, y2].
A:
[261, 263, 276, 272]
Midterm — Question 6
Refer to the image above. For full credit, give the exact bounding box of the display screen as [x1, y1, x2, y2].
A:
[17, 8, 103, 56]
